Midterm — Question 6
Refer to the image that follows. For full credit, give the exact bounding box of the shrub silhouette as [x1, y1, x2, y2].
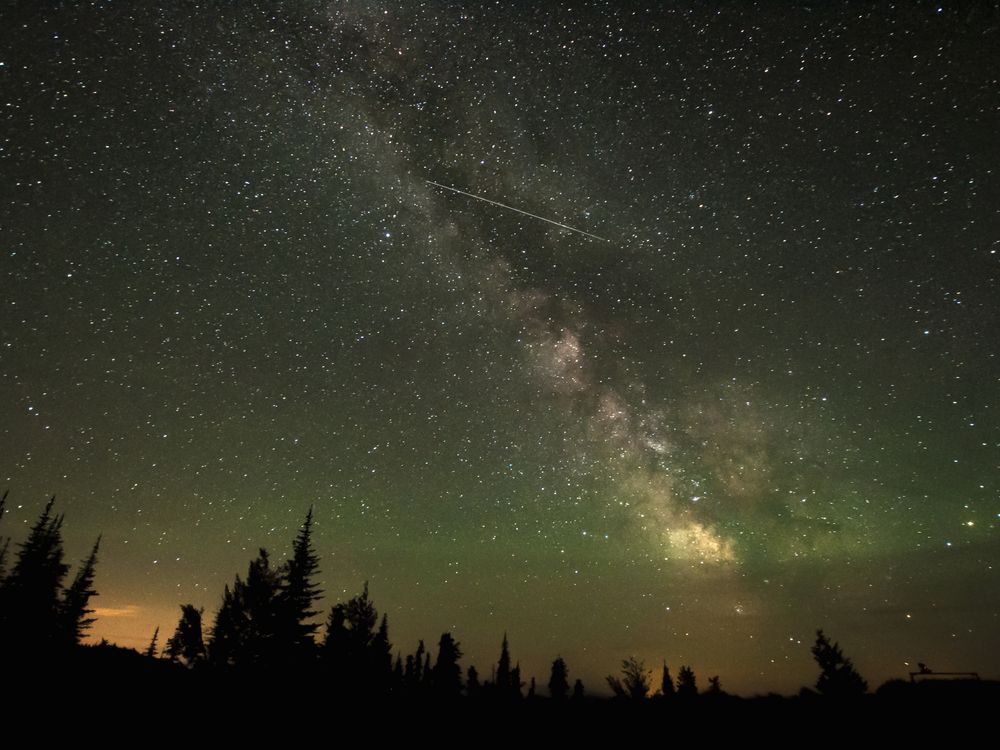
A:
[607, 656, 651, 700]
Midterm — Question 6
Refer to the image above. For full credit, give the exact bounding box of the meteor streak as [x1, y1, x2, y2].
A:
[427, 180, 609, 242]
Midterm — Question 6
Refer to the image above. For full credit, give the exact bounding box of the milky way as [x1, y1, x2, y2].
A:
[2, 2, 998, 693]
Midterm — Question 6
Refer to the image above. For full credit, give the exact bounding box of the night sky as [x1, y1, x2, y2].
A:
[2, 1, 998, 695]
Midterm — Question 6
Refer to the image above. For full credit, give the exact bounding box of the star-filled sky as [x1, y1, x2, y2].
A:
[2, 1, 998, 695]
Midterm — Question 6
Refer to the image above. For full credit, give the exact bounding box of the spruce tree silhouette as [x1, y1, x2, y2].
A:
[414, 639, 425, 684]
[208, 549, 280, 668]
[392, 653, 404, 687]
[495, 633, 519, 699]
[466, 665, 481, 697]
[404, 652, 417, 689]
[0, 497, 69, 653]
[323, 582, 393, 693]
[431, 632, 463, 697]
[812, 629, 868, 696]
[275, 507, 322, 661]
[572, 678, 585, 701]
[209, 581, 243, 667]
[660, 662, 675, 698]
[146, 626, 160, 659]
[422, 650, 433, 688]
[548, 656, 570, 701]
[166, 604, 207, 668]
[403, 639, 427, 694]
[59, 535, 100, 646]
[677, 665, 697, 697]
[243, 548, 281, 664]
[371, 613, 393, 689]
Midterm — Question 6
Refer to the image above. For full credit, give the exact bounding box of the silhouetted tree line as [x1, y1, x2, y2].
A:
[154, 509, 545, 701]
[604, 657, 714, 702]
[162, 508, 325, 673]
[3, 493, 997, 718]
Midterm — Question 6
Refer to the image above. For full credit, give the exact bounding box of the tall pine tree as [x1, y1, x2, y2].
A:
[276, 507, 322, 659]
[549, 657, 569, 701]
[166, 604, 207, 668]
[403, 640, 425, 693]
[208, 549, 280, 668]
[59, 535, 100, 646]
[323, 582, 393, 693]
[495, 633, 513, 695]
[431, 632, 463, 697]
[145, 626, 160, 658]
[660, 662, 675, 697]
[0, 498, 68, 652]
[466, 665, 481, 697]
[676, 665, 697, 697]
[371, 613, 392, 687]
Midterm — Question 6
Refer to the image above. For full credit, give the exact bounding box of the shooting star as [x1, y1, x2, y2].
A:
[427, 180, 609, 242]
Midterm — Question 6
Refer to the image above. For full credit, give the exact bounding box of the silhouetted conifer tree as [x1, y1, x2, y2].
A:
[393, 653, 404, 688]
[209, 582, 243, 667]
[208, 549, 280, 668]
[0, 497, 68, 652]
[324, 582, 393, 692]
[166, 604, 207, 667]
[660, 662, 675, 697]
[324, 583, 377, 653]
[373, 614, 392, 676]
[275, 507, 322, 660]
[511, 663, 523, 698]
[59, 535, 100, 646]
[0, 498, 103, 664]
[707, 675, 722, 695]
[466, 665, 481, 697]
[812, 629, 867, 696]
[432, 632, 463, 697]
[243, 548, 280, 663]
[413, 640, 425, 685]
[676, 665, 697, 697]
[323, 599, 349, 671]
[423, 650, 433, 687]
[146, 626, 160, 658]
[572, 678, 585, 701]
[495, 633, 516, 697]
[404, 653, 417, 689]
[549, 657, 569, 701]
